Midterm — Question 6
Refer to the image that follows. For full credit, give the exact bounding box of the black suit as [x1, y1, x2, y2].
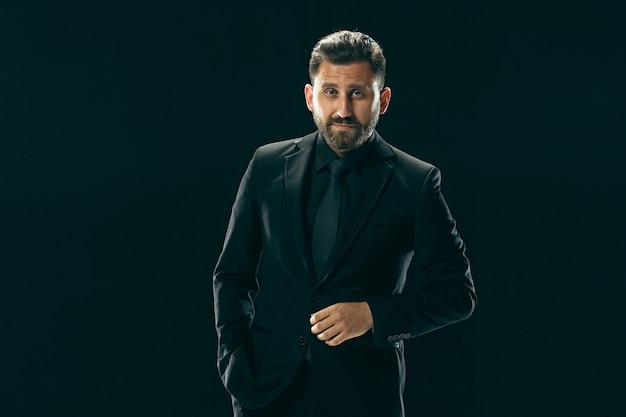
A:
[213, 131, 476, 417]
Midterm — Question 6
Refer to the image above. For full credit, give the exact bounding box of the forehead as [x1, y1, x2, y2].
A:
[313, 61, 376, 88]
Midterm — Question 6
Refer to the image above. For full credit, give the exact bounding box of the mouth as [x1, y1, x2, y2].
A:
[332, 123, 358, 130]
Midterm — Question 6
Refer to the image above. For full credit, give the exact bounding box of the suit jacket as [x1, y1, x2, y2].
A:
[213, 131, 476, 416]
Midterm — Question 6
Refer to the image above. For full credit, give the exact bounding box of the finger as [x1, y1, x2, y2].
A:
[310, 308, 331, 325]
[325, 333, 345, 346]
[324, 326, 350, 346]
[316, 324, 341, 341]
[310, 315, 334, 335]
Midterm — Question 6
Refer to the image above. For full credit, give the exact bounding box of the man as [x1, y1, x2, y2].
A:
[213, 30, 476, 417]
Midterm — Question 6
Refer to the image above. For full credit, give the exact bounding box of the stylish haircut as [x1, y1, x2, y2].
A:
[308, 30, 387, 88]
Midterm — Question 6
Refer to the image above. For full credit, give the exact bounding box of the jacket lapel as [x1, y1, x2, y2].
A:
[318, 133, 396, 285]
[283, 133, 317, 281]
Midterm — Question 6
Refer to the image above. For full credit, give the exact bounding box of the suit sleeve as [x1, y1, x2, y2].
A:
[366, 166, 476, 346]
[212, 154, 261, 369]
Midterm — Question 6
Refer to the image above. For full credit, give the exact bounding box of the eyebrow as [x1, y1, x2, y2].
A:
[320, 82, 370, 90]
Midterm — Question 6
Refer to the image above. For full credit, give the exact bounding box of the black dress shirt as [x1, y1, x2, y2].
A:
[304, 133, 377, 240]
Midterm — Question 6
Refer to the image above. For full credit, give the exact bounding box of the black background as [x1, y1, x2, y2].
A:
[2, 1, 625, 416]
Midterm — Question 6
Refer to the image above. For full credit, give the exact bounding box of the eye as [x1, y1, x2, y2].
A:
[324, 88, 337, 96]
[351, 90, 363, 98]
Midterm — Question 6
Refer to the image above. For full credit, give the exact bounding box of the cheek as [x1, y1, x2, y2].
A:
[368, 101, 381, 118]
[355, 102, 377, 120]
[312, 99, 329, 117]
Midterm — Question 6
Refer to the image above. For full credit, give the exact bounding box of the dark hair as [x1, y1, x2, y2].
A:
[308, 30, 386, 88]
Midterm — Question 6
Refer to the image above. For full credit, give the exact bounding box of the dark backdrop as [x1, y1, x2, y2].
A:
[2, 1, 625, 416]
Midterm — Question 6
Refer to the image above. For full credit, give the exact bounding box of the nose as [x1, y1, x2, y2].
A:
[336, 96, 353, 119]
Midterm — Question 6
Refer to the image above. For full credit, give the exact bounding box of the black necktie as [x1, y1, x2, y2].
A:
[311, 159, 348, 278]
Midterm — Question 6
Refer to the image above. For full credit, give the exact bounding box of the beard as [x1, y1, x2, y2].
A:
[313, 111, 379, 152]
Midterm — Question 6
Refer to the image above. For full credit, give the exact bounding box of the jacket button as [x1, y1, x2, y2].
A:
[296, 336, 307, 346]
[312, 291, 321, 299]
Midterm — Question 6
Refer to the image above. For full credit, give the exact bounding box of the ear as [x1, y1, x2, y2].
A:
[304, 84, 314, 112]
[379, 87, 392, 115]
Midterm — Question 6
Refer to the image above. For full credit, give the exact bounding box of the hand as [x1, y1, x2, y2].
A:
[310, 302, 373, 346]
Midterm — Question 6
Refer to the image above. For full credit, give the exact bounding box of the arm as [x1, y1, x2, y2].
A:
[213, 157, 261, 369]
[366, 166, 476, 345]
[310, 166, 476, 347]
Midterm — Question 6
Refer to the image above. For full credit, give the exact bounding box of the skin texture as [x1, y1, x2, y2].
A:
[305, 61, 392, 345]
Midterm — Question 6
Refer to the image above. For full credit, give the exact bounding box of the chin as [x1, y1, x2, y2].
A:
[334, 137, 364, 151]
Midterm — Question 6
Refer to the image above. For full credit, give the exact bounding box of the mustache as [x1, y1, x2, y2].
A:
[328, 117, 361, 127]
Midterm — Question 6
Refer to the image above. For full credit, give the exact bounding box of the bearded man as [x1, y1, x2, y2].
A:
[213, 30, 476, 417]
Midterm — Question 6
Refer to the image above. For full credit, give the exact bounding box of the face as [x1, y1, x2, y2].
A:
[305, 61, 391, 155]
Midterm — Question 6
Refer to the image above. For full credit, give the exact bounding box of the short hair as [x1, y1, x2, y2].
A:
[308, 30, 387, 89]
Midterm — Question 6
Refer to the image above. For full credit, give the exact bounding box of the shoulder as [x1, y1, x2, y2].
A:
[252, 132, 317, 161]
[375, 134, 437, 180]
[388, 143, 435, 173]
[373, 134, 445, 196]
